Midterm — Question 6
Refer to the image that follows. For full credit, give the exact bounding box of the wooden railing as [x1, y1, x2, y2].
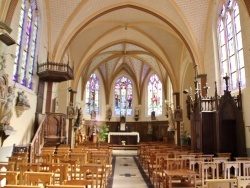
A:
[28, 114, 46, 163]
[37, 61, 73, 77]
[200, 95, 240, 112]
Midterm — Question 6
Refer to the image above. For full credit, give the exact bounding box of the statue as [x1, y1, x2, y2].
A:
[16, 91, 30, 107]
[107, 107, 112, 121]
[91, 110, 96, 119]
[151, 111, 156, 120]
[0, 86, 15, 130]
[74, 107, 82, 128]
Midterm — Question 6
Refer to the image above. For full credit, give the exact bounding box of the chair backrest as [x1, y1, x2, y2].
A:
[4, 186, 42, 188]
[8, 156, 28, 170]
[0, 162, 15, 171]
[70, 152, 88, 164]
[60, 159, 77, 180]
[223, 161, 240, 178]
[47, 185, 88, 188]
[237, 176, 250, 188]
[34, 154, 49, 163]
[24, 171, 54, 186]
[206, 179, 236, 188]
[50, 163, 69, 184]
[63, 179, 94, 187]
[242, 161, 250, 176]
[201, 162, 219, 187]
[165, 158, 185, 170]
[78, 164, 102, 188]
[0, 171, 19, 185]
[19, 163, 40, 184]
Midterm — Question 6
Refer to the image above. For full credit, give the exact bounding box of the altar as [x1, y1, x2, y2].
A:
[108, 132, 140, 145]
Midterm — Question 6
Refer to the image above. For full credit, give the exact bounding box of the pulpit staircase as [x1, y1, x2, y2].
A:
[13, 113, 67, 163]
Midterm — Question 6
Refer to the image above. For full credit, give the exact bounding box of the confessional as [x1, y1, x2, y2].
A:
[189, 79, 246, 158]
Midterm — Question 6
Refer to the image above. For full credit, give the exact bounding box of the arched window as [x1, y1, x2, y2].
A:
[148, 74, 162, 116]
[13, 0, 38, 89]
[114, 76, 133, 117]
[218, 0, 245, 91]
[85, 74, 99, 114]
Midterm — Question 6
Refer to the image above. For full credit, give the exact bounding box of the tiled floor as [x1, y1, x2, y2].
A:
[108, 150, 153, 188]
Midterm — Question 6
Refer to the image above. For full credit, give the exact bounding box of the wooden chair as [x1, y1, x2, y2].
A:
[198, 154, 214, 162]
[241, 161, 250, 176]
[213, 157, 229, 177]
[89, 153, 110, 187]
[50, 163, 69, 184]
[77, 164, 103, 188]
[0, 162, 15, 171]
[200, 162, 220, 187]
[47, 185, 89, 188]
[223, 161, 240, 178]
[7, 156, 28, 170]
[217, 153, 231, 160]
[189, 157, 205, 173]
[152, 153, 170, 188]
[70, 152, 88, 164]
[60, 159, 77, 180]
[4, 186, 42, 188]
[236, 176, 250, 188]
[0, 171, 19, 185]
[24, 171, 54, 186]
[11, 152, 28, 158]
[181, 154, 196, 168]
[206, 179, 236, 188]
[19, 163, 41, 184]
[63, 179, 94, 187]
[34, 154, 49, 163]
[146, 149, 162, 180]
[51, 154, 68, 163]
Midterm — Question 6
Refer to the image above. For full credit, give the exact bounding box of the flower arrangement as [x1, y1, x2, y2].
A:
[98, 125, 109, 142]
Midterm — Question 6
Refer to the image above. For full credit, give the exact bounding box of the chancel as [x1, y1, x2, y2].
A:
[1, 1, 250, 188]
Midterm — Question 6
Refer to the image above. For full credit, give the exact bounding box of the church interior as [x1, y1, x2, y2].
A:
[1, 0, 250, 187]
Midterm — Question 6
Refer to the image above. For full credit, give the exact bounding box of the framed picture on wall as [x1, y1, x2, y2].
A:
[67, 105, 75, 119]
[174, 107, 183, 122]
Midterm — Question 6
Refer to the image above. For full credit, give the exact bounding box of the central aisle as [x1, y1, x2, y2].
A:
[108, 150, 153, 188]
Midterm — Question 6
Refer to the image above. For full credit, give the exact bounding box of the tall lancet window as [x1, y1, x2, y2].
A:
[114, 76, 133, 117]
[85, 74, 99, 114]
[13, 0, 38, 89]
[218, 0, 245, 91]
[148, 74, 162, 116]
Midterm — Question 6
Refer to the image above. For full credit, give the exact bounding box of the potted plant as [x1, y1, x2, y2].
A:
[98, 124, 109, 142]
[180, 130, 190, 146]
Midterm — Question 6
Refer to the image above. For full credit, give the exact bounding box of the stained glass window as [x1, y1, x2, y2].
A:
[114, 76, 133, 116]
[13, 0, 38, 89]
[148, 74, 162, 116]
[85, 74, 99, 114]
[218, 0, 245, 91]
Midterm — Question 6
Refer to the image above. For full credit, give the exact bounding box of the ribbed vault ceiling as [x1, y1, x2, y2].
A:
[41, 0, 214, 92]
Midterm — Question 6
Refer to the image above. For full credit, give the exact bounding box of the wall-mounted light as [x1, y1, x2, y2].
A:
[183, 89, 189, 94]
[68, 87, 72, 92]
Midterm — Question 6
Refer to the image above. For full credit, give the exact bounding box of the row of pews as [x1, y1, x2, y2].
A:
[137, 142, 250, 188]
[0, 142, 112, 188]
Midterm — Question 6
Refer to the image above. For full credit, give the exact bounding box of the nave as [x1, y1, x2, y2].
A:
[108, 150, 153, 188]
